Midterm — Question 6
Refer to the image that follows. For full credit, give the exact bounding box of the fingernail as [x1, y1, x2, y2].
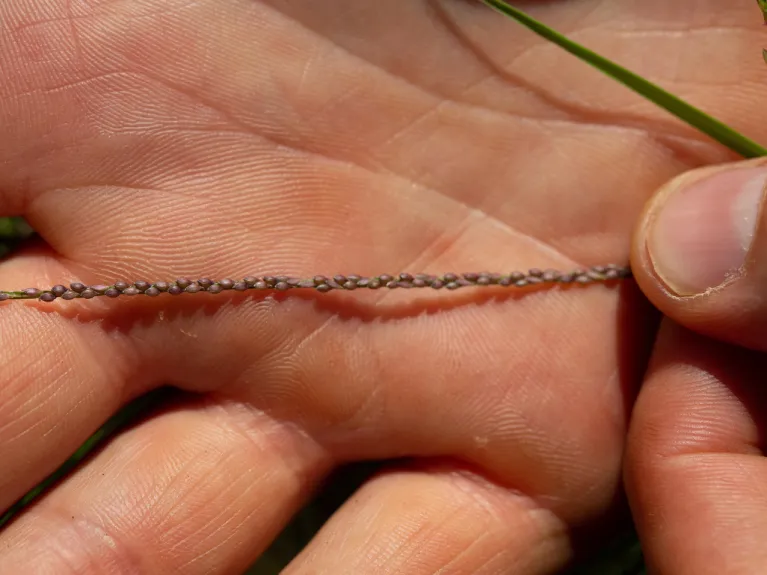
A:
[648, 167, 767, 296]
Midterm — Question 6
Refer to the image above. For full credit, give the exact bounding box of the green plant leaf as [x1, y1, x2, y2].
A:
[758, 0, 767, 23]
[480, 0, 767, 158]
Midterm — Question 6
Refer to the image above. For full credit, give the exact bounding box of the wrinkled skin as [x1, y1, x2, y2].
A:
[0, 1, 762, 573]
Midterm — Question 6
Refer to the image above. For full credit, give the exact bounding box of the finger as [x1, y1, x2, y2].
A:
[631, 158, 767, 350]
[625, 320, 767, 575]
[284, 462, 571, 575]
[0, 393, 331, 574]
[0, 248, 153, 513]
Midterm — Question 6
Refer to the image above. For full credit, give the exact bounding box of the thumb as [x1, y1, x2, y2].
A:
[631, 158, 767, 351]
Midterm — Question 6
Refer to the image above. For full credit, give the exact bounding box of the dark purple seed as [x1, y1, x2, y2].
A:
[254, 281, 268, 289]
[90, 285, 110, 294]
[122, 287, 139, 296]
[385, 281, 398, 289]
[457, 279, 473, 287]
[23, 288, 40, 297]
[445, 282, 460, 290]
[61, 290, 78, 300]
[463, 273, 479, 282]
[367, 279, 381, 289]
[499, 277, 512, 286]
[415, 274, 433, 282]
[575, 275, 591, 284]
[313, 276, 327, 285]
[154, 282, 169, 292]
[347, 275, 362, 283]
[326, 280, 342, 289]
[342, 281, 357, 290]
[114, 281, 129, 291]
[233, 282, 247, 291]
[443, 273, 458, 282]
[197, 278, 213, 289]
[542, 270, 559, 282]
[526, 277, 543, 284]
[51, 285, 68, 296]
[509, 271, 525, 281]
[219, 279, 234, 290]
[145, 287, 161, 297]
[378, 274, 394, 283]
[333, 274, 346, 284]
[431, 280, 444, 289]
[514, 279, 528, 288]
[207, 284, 223, 294]
[133, 281, 150, 292]
[604, 269, 620, 280]
[105, 288, 120, 298]
[39, 292, 56, 302]
[0, 293, 9, 301]
[316, 284, 331, 293]
[175, 278, 191, 289]
[356, 278, 370, 288]
[398, 273, 413, 282]
[298, 279, 315, 288]
[476, 276, 491, 286]
[80, 289, 97, 299]
[528, 268, 543, 277]
[412, 279, 427, 288]
[591, 265, 607, 274]
[287, 278, 302, 287]
[558, 273, 574, 283]
[185, 284, 201, 293]
[263, 276, 277, 287]
[275, 276, 289, 283]
[397, 281, 413, 289]
[275, 281, 290, 291]
[70, 282, 86, 293]
[242, 276, 257, 287]
[168, 285, 183, 295]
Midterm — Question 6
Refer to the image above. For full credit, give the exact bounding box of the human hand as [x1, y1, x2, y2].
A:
[0, 1, 763, 573]
[626, 160, 767, 574]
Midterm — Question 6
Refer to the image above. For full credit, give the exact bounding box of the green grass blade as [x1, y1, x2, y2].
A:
[481, 0, 767, 158]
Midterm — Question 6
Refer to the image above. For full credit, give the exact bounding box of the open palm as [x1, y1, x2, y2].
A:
[0, 1, 763, 573]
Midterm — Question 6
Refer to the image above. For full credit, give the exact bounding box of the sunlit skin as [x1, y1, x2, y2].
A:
[0, 1, 764, 573]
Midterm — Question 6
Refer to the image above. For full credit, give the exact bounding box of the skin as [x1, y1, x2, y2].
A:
[625, 157, 767, 575]
[0, 0, 763, 573]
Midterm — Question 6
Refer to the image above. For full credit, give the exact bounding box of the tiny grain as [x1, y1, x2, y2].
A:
[0, 265, 632, 303]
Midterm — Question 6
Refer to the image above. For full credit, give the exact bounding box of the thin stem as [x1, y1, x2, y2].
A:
[481, 0, 767, 158]
[0, 265, 633, 303]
